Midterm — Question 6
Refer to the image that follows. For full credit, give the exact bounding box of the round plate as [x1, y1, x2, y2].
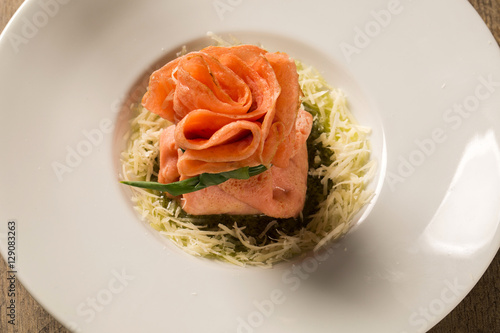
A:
[1, 0, 499, 332]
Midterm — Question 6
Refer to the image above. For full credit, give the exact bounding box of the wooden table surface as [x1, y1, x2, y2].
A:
[0, 0, 499, 332]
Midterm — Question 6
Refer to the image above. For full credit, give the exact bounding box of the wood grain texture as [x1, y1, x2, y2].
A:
[0, 0, 498, 332]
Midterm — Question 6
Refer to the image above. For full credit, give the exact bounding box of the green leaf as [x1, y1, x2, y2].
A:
[121, 164, 268, 196]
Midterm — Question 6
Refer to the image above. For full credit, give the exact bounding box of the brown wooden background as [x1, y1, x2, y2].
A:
[0, 0, 499, 332]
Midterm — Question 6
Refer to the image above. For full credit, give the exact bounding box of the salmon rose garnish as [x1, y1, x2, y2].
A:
[142, 45, 312, 218]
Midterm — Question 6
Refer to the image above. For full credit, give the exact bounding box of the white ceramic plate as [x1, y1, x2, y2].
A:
[1, 0, 499, 332]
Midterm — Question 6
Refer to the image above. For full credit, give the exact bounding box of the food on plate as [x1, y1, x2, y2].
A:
[121, 38, 375, 267]
[128, 45, 313, 218]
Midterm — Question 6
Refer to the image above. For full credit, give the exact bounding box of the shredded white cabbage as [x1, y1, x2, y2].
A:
[296, 62, 376, 250]
[120, 52, 375, 267]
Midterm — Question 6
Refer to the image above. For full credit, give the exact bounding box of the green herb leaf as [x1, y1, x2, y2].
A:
[121, 164, 268, 196]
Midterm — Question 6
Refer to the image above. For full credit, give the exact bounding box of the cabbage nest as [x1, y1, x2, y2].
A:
[120, 47, 375, 267]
